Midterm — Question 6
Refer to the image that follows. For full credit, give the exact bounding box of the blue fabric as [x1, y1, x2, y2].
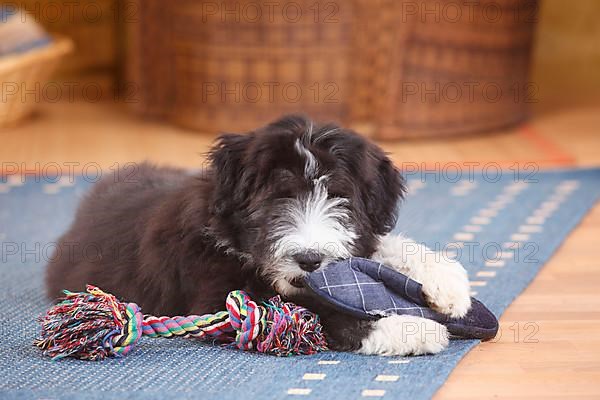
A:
[1, 168, 599, 399]
[0, 37, 52, 55]
[305, 258, 499, 340]
[0, 8, 52, 57]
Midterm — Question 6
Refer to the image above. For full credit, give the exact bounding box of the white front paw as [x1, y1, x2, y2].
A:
[358, 315, 449, 356]
[372, 234, 472, 318]
[420, 258, 471, 318]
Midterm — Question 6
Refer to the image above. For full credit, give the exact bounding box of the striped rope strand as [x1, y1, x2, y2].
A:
[142, 312, 232, 339]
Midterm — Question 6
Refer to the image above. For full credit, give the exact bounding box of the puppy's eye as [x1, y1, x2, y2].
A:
[272, 170, 298, 199]
[326, 184, 343, 199]
[327, 187, 351, 202]
[327, 192, 343, 200]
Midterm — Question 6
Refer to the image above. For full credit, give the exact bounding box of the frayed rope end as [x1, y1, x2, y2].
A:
[34, 285, 142, 361]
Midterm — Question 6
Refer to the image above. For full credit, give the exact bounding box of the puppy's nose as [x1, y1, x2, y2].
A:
[293, 251, 323, 272]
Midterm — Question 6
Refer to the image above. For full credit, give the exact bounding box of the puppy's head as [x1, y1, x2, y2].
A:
[208, 115, 405, 297]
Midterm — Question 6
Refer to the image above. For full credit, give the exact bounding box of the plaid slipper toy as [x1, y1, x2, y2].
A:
[304, 257, 499, 340]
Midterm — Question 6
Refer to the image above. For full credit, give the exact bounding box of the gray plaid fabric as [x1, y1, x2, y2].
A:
[305, 257, 498, 339]
[305, 257, 439, 320]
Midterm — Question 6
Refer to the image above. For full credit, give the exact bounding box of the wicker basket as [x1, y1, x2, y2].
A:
[351, 0, 538, 139]
[0, 35, 73, 128]
[124, 0, 537, 137]
[125, 0, 354, 132]
[123, 0, 173, 119]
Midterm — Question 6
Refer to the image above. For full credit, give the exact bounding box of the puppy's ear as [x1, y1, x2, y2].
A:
[364, 149, 406, 235]
[208, 133, 253, 216]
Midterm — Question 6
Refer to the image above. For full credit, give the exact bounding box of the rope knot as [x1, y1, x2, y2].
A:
[226, 290, 266, 350]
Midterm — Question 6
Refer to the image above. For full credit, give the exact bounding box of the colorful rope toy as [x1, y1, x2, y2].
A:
[34, 285, 327, 361]
[35, 258, 498, 361]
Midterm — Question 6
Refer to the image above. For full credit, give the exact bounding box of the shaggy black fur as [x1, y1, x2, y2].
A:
[45, 115, 405, 351]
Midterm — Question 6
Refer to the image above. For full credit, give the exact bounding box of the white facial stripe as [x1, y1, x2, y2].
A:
[294, 139, 318, 178]
[270, 177, 356, 261]
[307, 121, 314, 139]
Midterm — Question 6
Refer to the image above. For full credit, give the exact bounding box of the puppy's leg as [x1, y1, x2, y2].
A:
[322, 313, 448, 356]
[372, 234, 471, 318]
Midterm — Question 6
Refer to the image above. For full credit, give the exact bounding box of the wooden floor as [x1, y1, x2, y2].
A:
[2, 102, 600, 398]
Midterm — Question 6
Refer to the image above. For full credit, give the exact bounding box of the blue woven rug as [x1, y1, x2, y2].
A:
[1, 168, 599, 399]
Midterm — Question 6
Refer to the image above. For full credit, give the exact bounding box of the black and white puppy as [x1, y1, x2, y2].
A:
[46, 115, 471, 356]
